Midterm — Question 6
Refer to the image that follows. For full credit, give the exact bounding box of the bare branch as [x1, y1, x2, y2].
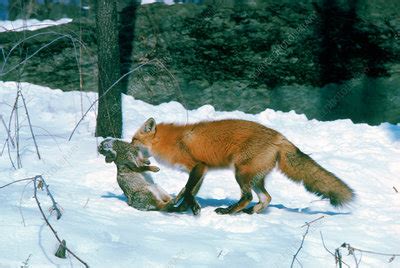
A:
[320, 232, 350, 268]
[0, 177, 35, 189]
[1, 31, 85, 76]
[341, 243, 400, 258]
[40, 176, 62, 220]
[6, 138, 16, 170]
[0, 114, 15, 147]
[68, 59, 157, 141]
[19, 90, 41, 160]
[0, 175, 89, 267]
[15, 86, 22, 168]
[300, 215, 324, 228]
[291, 216, 323, 268]
[290, 224, 309, 268]
[335, 248, 343, 268]
[33, 176, 89, 267]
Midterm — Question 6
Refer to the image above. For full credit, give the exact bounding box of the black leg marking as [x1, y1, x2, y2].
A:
[215, 192, 253, 215]
[242, 206, 255, 214]
[170, 163, 207, 215]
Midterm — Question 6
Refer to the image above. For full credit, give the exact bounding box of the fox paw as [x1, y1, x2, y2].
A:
[242, 207, 255, 214]
[215, 207, 231, 215]
[191, 201, 201, 215]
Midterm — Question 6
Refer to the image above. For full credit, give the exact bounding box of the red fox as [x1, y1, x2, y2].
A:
[131, 118, 354, 215]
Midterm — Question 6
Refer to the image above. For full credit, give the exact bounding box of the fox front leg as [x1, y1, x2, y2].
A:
[172, 175, 203, 205]
[173, 187, 186, 205]
[169, 163, 207, 215]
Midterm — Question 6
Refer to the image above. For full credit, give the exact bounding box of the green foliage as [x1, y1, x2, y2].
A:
[0, 18, 97, 91]
[0, 2, 398, 99]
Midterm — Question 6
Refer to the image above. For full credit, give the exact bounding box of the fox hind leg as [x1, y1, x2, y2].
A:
[243, 177, 271, 214]
[215, 187, 253, 214]
[215, 168, 254, 215]
[243, 153, 276, 214]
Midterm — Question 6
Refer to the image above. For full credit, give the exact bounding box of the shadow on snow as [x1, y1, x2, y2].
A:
[197, 197, 349, 216]
[101, 192, 128, 202]
[382, 123, 400, 141]
[101, 193, 349, 216]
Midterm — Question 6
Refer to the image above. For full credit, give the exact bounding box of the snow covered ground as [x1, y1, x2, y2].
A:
[0, 18, 72, 32]
[0, 81, 399, 267]
[141, 0, 175, 5]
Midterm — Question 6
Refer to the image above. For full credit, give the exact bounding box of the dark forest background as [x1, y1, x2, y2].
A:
[1, 0, 399, 125]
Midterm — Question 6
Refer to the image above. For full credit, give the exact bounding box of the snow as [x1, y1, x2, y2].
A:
[0, 81, 399, 267]
[141, 0, 175, 5]
[0, 18, 72, 33]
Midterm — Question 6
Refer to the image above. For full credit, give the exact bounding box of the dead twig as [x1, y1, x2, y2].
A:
[0, 176, 89, 267]
[1, 31, 85, 76]
[335, 248, 343, 268]
[0, 177, 34, 189]
[21, 253, 32, 268]
[4, 91, 19, 169]
[291, 216, 324, 268]
[83, 198, 90, 208]
[6, 137, 16, 170]
[68, 59, 157, 141]
[152, 58, 188, 122]
[1, 88, 42, 168]
[300, 215, 324, 228]
[15, 85, 21, 168]
[290, 224, 310, 268]
[393, 186, 398, 193]
[40, 177, 62, 219]
[0, 114, 15, 147]
[320, 232, 350, 268]
[33, 176, 89, 267]
[341, 242, 400, 261]
[19, 90, 41, 160]
[321, 231, 400, 267]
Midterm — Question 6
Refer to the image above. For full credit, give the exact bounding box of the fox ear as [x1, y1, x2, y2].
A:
[141, 118, 156, 134]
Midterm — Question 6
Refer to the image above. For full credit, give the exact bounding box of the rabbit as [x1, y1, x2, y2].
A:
[98, 138, 179, 211]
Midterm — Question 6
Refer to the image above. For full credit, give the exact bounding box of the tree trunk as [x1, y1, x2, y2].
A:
[118, 0, 140, 94]
[95, 0, 123, 138]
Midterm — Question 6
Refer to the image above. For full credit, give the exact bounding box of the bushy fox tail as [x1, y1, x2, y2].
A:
[278, 139, 354, 207]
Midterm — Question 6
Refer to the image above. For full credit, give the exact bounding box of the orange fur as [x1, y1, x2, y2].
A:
[132, 118, 354, 214]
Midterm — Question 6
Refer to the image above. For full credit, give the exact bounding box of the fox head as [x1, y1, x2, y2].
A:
[131, 118, 156, 152]
[98, 138, 153, 169]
